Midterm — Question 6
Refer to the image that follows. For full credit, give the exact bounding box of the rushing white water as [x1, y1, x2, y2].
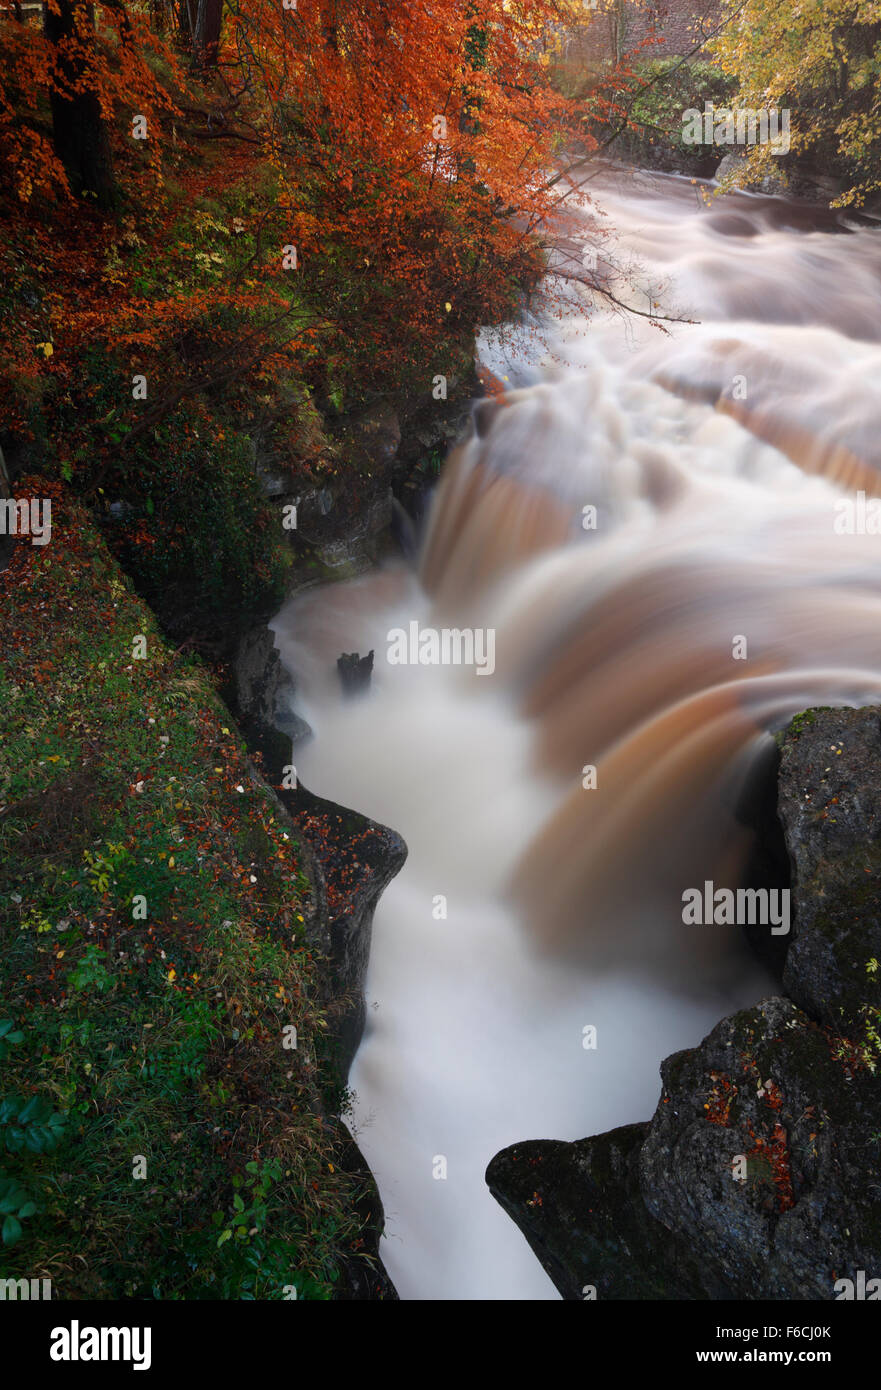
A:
[271, 165, 881, 1300]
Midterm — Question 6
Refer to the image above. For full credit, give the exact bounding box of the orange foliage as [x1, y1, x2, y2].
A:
[1, 1, 602, 429]
[0, 2, 181, 204]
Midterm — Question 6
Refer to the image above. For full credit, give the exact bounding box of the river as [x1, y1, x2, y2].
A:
[271, 164, 881, 1300]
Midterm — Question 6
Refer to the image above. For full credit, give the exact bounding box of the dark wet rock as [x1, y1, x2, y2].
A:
[234, 623, 288, 724]
[106, 499, 135, 522]
[346, 401, 401, 470]
[233, 702, 406, 1085]
[487, 1124, 706, 1300]
[232, 628, 400, 1078]
[332, 1129, 399, 1300]
[225, 695, 406, 1300]
[716, 150, 787, 198]
[297, 486, 335, 522]
[489, 996, 881, 1300]
[734, 734, 791, 979]
[776, 706, 881, 1034]
[250, 384, 474, 586]
[253, 406, 402, 589]
[285, 777, 406, 1079]
[237, 753, 404, 1301]
[714, 152, 854, 214]
[256, 464, 299, 501]
[640, 996, 881, 1300]
[392, 374, 475, 523]
[286, 486, 396, 586]
[337, 649, 374, 696]
[232, 623, 313, 754]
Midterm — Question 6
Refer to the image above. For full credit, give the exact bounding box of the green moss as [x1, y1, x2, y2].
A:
[0, 496, 368, 1298]
[786, 709, 821, 736]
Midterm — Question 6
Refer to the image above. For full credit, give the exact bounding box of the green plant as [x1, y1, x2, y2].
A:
[0, 1020, 24, 1062]
[67, 944, 113, 997]
[598, 59, 738, 170]
[0, 1176, 37, 1247]
[83, 842, 131, 898]
[0, 1094, 66, 1156]
[215, 1158, 282, 1249]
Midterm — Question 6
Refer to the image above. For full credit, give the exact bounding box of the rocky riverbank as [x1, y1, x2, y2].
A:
[250, 380, 474, 601]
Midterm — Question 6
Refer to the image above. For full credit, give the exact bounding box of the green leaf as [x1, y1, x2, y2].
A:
[0, 1186, 28, 1215]
[217, 1228, 232, 1247]
[0, 1097, 21, 1124]
[17, 1095, 51, 1125]
[5, 1127, 25, 1154]
[2, 1215, 23, 1246]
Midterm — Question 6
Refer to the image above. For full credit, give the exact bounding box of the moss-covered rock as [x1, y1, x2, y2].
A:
[777, 706, 881, 1036]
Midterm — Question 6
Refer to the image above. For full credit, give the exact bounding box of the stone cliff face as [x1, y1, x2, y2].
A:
[487, 707, 881, 1300]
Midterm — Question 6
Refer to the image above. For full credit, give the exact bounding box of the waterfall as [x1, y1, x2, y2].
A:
[271, 167, 881, 1299]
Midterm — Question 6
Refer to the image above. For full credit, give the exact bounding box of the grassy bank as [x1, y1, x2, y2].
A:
[0, 488, 372, 1298]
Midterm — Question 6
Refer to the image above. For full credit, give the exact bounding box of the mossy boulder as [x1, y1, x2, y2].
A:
[776, 706, 881, 1035]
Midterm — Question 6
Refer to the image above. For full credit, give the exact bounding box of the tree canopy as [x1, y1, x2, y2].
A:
[711, 0, 881, 206]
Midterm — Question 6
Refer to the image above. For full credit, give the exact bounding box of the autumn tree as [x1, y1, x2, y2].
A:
[0, 2, 180, 205]
[711, 0, 881, 206]
[202, 0, 587, 390]
[192, 0, 223, 67]
[43, 2, 117, 206]
[0, 0, 644, 639]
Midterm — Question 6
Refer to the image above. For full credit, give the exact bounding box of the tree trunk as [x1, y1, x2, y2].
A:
[613, 0, 627, 65]
[43, 1, 117, 208]
[194, 0, 223, 66]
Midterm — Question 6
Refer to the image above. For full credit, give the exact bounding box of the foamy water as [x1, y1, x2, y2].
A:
[271, 166, 881, 1300]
